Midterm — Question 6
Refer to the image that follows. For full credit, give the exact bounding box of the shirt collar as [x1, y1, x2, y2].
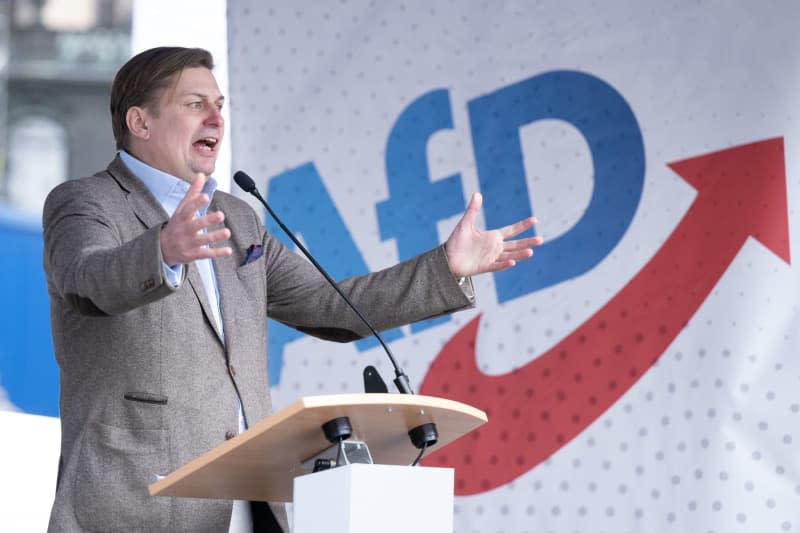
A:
[118, 150, 218, 217]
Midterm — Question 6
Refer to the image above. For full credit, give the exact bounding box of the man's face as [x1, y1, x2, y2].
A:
[137, 67, 224, 182]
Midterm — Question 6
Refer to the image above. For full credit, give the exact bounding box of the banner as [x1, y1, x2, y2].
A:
[228, 1, 800, 531]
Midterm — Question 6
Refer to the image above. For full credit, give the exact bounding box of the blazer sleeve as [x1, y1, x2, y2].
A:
[263, 226, 475, 341]
[42, 179, 180, 316]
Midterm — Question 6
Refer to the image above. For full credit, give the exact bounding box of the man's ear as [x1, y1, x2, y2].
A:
[126, 106, 151, 141]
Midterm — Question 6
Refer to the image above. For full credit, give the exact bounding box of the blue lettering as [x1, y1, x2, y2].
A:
[376, 89, 464, 332]
[264, 163, 404, 386]
[468, 70, 645, 302]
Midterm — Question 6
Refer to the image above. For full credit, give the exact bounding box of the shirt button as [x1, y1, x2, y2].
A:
[228, 364, 236, 377]
[225, 430, 236, 440]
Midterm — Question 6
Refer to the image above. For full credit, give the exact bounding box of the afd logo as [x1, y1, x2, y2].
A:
[265, 70, 645, 385]
[265, 69, 790, 494]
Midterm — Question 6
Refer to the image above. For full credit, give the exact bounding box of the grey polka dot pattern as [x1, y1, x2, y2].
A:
[228, 1, 800, 531]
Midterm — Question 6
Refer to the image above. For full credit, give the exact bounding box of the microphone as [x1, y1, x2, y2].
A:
[234, 170, 414, 395]
[233, 171, 258, 193]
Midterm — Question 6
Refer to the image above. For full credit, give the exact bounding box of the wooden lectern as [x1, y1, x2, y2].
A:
[149, 393, 486, 532]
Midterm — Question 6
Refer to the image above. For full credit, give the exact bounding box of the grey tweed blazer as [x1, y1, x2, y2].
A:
[42, 156, 473, 532]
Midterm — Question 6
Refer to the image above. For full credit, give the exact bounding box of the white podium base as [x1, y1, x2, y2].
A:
[293, 463, 454, 533]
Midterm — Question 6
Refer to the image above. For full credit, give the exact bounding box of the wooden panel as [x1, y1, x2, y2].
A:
[149, 393, 487, 502]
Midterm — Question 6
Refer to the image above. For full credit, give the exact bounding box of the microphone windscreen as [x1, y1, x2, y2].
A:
[233, 171, 256, 193]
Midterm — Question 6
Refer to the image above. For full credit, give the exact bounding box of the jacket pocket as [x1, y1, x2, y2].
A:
[235, 253, 265, 280]
[124, 391, 168, 405]
[74, 422, 170, 532]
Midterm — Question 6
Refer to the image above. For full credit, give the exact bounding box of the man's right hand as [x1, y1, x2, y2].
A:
[160, 173, 233, 266]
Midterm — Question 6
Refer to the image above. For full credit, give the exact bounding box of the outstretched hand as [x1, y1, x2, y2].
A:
[445, 192, 543, 278]
[160, 173, 233, 266]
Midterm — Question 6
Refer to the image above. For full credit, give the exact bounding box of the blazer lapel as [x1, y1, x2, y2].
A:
[208, 199, 237, 349]
[186, 262, 225, 344]
[107, 156, 168, 230]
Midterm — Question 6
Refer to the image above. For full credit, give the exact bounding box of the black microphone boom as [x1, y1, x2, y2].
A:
[233, 170, 414, 394]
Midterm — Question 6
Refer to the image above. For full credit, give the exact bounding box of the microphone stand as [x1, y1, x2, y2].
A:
[233, 170, 413, 394]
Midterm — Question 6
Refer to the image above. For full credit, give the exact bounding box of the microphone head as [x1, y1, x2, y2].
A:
[233, 171, 257, 193]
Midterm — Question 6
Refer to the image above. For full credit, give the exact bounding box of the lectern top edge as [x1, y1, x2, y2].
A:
[295, 393, 488, 421]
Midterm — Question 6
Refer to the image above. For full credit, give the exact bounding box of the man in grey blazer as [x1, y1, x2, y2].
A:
[43, 47, 542, 532]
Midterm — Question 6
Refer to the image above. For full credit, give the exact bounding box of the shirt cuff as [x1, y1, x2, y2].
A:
[456, 276, 475, 302]
[162, 262, 184, 288]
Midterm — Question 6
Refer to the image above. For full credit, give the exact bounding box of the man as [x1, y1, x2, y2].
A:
[43, 47, 542, 532]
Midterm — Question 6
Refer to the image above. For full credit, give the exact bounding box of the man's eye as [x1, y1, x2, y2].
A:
[189, 102, 202, 109]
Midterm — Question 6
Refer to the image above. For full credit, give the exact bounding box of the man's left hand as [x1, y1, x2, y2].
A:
[445, 192, 543, 278]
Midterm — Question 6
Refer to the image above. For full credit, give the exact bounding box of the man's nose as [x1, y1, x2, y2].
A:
[205, 106, 224, 127]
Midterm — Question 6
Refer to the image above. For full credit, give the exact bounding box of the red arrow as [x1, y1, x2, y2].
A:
[420, 137, 790, 494]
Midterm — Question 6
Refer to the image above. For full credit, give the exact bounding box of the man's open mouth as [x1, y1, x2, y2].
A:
[194, 137, 218, 152]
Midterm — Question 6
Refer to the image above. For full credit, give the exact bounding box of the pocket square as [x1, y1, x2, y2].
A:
[243, 244, 264, 265]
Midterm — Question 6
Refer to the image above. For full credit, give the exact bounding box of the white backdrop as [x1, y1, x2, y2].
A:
[228, 1, 800, 532]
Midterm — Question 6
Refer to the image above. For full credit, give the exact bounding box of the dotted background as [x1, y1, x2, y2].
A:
[228, 1, 800, 531]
